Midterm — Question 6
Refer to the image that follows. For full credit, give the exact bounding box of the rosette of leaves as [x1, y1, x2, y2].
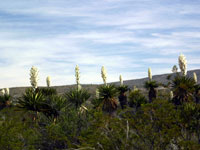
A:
[18, 88, 46, 111]
[18, 88, 45, 121]
[41, 95, 68, 122]
[36, 87, 57, 97]
[65, 88, 90, 109]
[172, 75, 196, 105]
[98, 84, 118, 115]
[144, 80, 159, 103]
[117, 85, 129, 94]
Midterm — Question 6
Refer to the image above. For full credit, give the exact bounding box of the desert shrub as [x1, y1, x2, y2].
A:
[80, 112, 131, 150]
[0, 108, 40, 150]
[128, 89, 147, 109]
[37, 105, 94, 149]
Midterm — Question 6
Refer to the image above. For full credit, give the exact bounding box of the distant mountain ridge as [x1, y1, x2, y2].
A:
[9, 69, 200, 99]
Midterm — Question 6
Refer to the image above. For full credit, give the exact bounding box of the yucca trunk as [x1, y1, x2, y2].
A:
[102, 98, 118, 116]
[118, 93, 127, 109]
[149, 87, 157, 103]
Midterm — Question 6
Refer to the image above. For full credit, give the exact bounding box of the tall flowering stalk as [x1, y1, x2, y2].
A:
[148, 68, 152, 81]
[30, 66, 39, 89]
[46, 76, 51, 87]
[170, 91, 173, 100]
[101, 66, 107, 85]
[96, 89, 99, 99]
[179, 54, 187, 76]
[119, 75, 123, 86]
[193, 72, 198, 84]
[75, 65, 81, 91]
[5, 88, 9, 95]
[1, 89, 5, 95]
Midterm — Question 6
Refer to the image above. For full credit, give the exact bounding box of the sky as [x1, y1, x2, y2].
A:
[0, 0, 200, 88]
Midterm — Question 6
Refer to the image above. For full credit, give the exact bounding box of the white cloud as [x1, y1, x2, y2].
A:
[0, 0, 199, 88]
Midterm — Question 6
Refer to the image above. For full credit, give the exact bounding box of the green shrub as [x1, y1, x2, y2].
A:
[0, 108, 40, 150]
[128, 89, 147, 109]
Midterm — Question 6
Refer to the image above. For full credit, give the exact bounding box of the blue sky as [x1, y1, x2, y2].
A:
[0, 0, 200, 88]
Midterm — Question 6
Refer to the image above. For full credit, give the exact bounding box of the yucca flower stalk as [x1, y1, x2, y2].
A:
[96, 89, 99, 99]
[46, 76, 51, 87]
[170, 91, 173, 100]
[179, 54, 187, 76]
[148, 68, 152, 81]
[193, 72, 198, 84]
[101, 66, 107, 85]
[5, 88, 9, 95]
[1, 89, 5, 95]
[119, 75, 123, 86]
[30, 66, 39, 89]
[75, 65, 81, 91]
[0, 88, 11, 108]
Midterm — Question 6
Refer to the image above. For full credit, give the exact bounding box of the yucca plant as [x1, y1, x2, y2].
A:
[144, 80, 159, 103]
[41, 95, 68, 122]
[98, 84, 119, 115]
[128, 89, 147, 109]
[144, 68, 159, 103]
[65, 88, 90, 109]
[0, 94, 11, 110]
[117, 85, 129, 109]
[172, 75, 196, 105]
[18, 88, 45, 121]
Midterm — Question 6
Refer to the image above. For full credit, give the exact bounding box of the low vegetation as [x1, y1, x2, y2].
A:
[0, 54, 200, 149]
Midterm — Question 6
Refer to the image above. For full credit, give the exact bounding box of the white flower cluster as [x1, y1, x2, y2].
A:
[75, 65, 80, 85]
[75, 65, 81, 90]
[96, 89, 99, 99]
[193, 72, 198, 83]
[119, 75, 123, 86]
[170, 91, 173, 100]
[30, 66, 39, 89]
[0, 88, 9, 96]
[5, 88, 9, 95]
[178, 54, 187, 76]
[101, 66, 107, 85]
[46, 76, 51, 87]
[148, 68, 152, 81]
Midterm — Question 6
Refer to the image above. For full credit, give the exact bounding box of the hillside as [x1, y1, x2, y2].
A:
[9, 69, 200, 99]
